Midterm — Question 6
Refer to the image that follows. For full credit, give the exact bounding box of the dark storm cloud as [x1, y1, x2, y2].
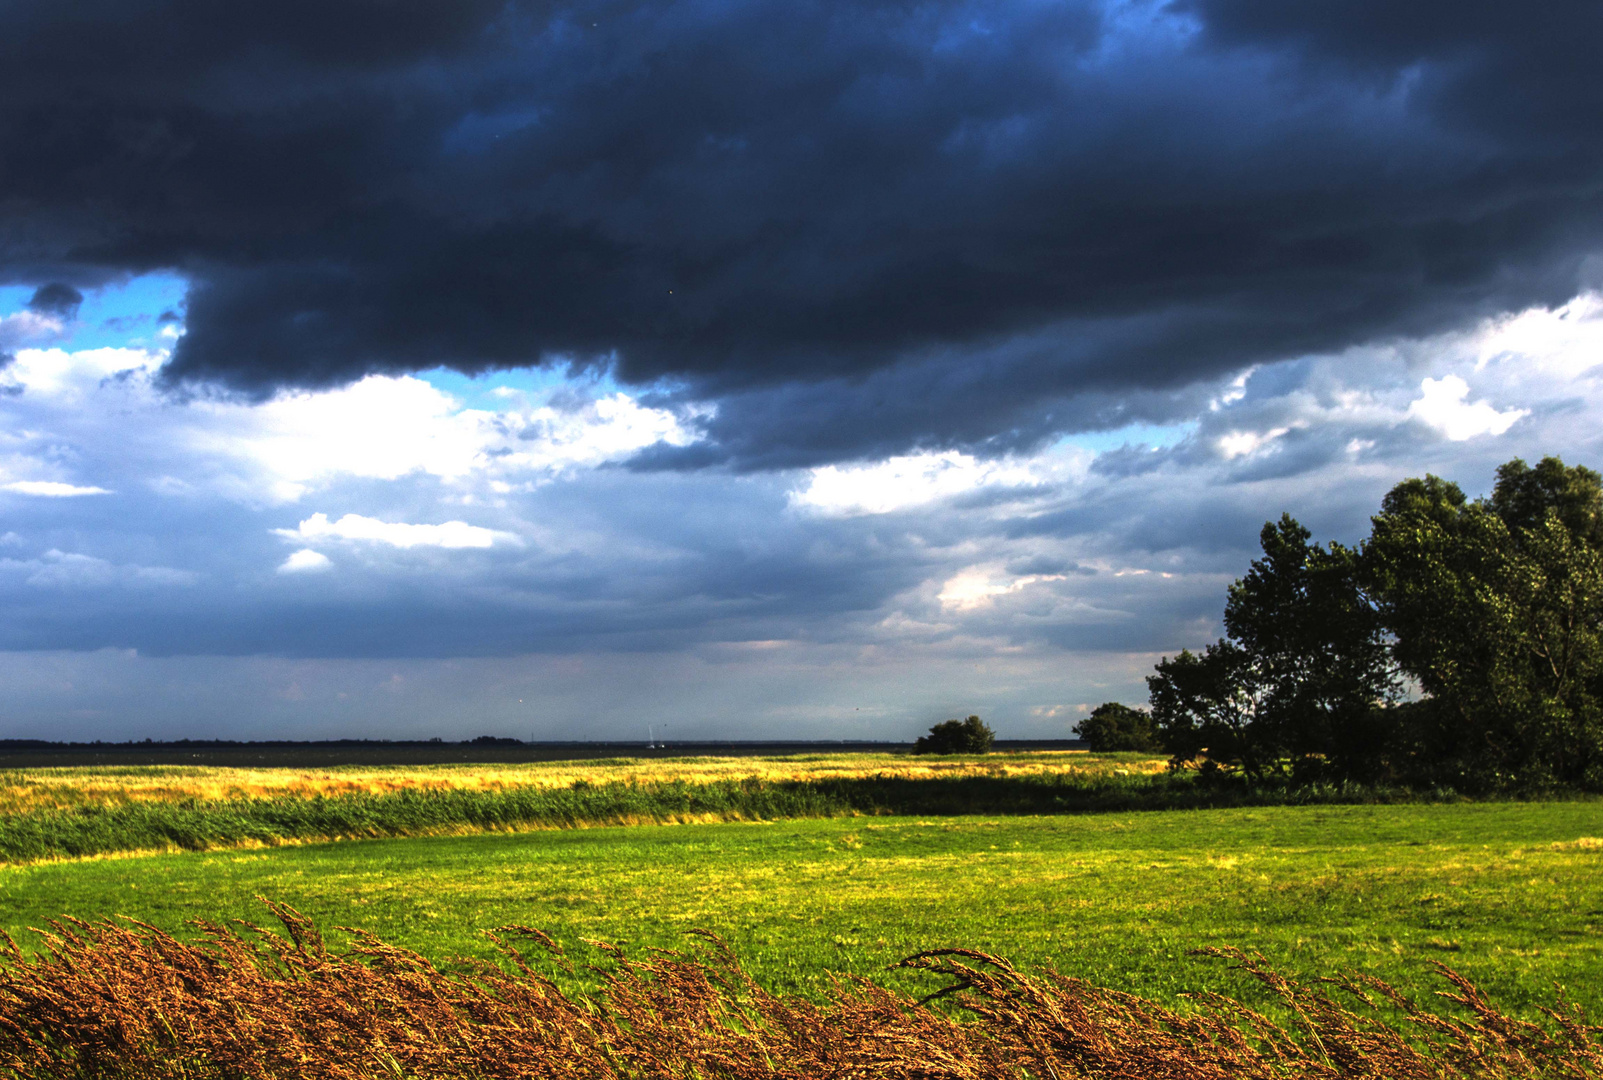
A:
[3, 0, 1601, 465]
[26, 283, 83, 318]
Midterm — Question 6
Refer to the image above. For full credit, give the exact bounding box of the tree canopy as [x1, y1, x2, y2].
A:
[1149, 515, 1392, 780]
[914, 716, 995, 755]
[1147, 457, 1603, 792]
[1363, 457, 1603, 788]
[1074, 702, 1160, 752]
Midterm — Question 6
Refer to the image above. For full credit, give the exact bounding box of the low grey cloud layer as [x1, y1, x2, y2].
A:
[0, 287, 1599, 737]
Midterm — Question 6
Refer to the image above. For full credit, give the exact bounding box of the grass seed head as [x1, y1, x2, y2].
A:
[0, 903, 1597, 1079]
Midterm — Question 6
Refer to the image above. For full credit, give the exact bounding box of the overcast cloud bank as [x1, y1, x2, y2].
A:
[1, 286, 1598, 738]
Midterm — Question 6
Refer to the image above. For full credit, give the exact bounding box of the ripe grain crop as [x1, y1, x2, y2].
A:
[0, 764, 1445, 866]
[0, 903, 1595, 1079]
[0, 752, 1166, 814]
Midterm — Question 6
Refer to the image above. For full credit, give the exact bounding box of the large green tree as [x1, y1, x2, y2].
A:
[1363, 457, 1603, 788]
[1149, 515, 1393, 780]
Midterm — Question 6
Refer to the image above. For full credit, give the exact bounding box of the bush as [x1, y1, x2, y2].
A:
[914, 715, 994, 754]
[1074, 702, 1161, 752]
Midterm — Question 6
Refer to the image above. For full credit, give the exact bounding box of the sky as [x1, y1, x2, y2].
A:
[1, 0, 1600, 741]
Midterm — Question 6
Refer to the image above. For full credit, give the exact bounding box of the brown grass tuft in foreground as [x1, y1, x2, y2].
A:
[0, 903, 1597, 1079]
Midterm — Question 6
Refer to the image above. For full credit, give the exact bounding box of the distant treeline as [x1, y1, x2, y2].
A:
[0, 740, 1082, 770]
[1100, 456, 1603, 793]
[0, 738, 470, 746]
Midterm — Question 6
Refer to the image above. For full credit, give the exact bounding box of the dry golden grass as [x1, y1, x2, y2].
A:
[0, 752, 1167, 814]
[1553, 837, 1603, 851]
[0, 903, 1596, 1079]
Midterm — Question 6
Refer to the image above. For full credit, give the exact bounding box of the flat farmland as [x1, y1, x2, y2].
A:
[0, 751, 1161, 813]
[2, 796, 1600, 1014]
[0, 752, 1192, 862]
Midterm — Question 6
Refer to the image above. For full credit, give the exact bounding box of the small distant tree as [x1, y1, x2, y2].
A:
[914, 715, 995, 754]
[1074, 702, 1161, 752]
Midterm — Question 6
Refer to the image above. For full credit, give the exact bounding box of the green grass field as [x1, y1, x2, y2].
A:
[3, 800, 1600, 1015]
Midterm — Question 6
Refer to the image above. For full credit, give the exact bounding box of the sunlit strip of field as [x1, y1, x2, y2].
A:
[3, 802, 1600, 1015]
[0, 752, 1167, 813]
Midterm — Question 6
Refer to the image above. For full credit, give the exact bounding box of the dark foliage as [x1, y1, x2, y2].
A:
[1152, 456, 1603, 792]
[1363, 457, 1603, 790]
[914, 716, 995, 755]
[1074, 702, 1162, 752]
[1149, 515, 1394, 781]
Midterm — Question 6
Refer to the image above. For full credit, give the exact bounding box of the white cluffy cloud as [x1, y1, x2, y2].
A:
[1, 346, 158, 400]
[275, 512, 518, 550]
[199, 377, 704, 502]
[503, 392, 705, 473]
[1216, 426, 1291, 460]
[938, 564, 1067, 610]
[197, 376, 495, 501]
[277, 548, 333, 574]
[1406, 375, 1527, 441]
[2, 481, 112, 497]
[2, 349, 705, 504]
[793, 450, 1064, 516]
[1473, 291, 1603, 378]
[0, 309, 67, 353]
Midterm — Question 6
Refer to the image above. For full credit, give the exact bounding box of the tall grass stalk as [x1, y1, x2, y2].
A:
[0, 904, 1596, 1079]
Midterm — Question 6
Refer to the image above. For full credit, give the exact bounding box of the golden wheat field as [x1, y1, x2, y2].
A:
[0, 751, 1166, 814]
